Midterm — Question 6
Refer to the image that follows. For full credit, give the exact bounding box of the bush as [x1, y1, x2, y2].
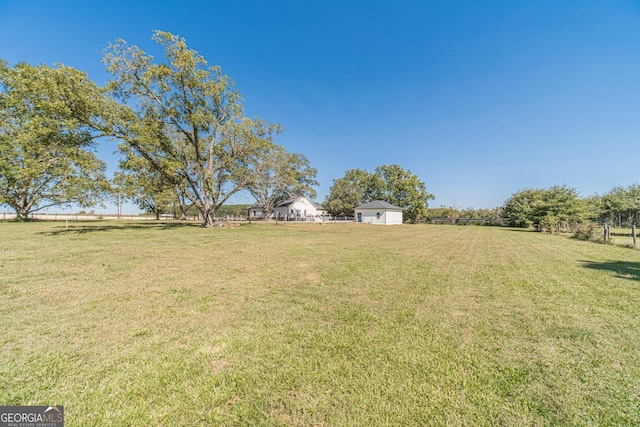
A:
[539, 213, 559, 233]
[573, 223, 598, 241]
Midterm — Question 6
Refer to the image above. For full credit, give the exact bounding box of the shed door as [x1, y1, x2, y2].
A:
[357, 212, 362, 222]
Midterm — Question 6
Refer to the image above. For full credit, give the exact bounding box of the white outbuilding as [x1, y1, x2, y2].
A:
[354, 200, 404, 225]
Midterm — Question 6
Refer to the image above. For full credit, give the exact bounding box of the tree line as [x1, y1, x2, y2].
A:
[4, 30, 634, 228]
[428, 206, 503, 224]
[0, 31, 438, 227]
[502, 184, 640, 232]
[0, 31, 320, 227]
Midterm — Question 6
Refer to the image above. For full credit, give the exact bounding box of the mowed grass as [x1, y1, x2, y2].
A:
[1, 221, 640, 426]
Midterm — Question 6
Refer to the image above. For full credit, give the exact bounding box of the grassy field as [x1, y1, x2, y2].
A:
[1, 221, 639, 426]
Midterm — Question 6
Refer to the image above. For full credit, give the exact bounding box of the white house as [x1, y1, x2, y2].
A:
[354, 200, 404, 225]
[249, 195, 327, 221]
[248, 202, 265, 218]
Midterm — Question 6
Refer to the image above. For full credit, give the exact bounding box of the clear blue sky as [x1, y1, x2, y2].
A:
[2, 0, 640, 212]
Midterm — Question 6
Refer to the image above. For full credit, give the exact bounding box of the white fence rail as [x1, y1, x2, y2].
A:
[1, 212, 358, 223]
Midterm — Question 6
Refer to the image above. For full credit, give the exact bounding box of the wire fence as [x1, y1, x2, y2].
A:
[424, 217, 506, 226]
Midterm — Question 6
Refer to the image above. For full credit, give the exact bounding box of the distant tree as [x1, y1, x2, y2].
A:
[443, 206, 458, 224]
[114, 150, 176, 220]
[366, 164, 433, 223]
[459, 207, 479, 219]
[628, 184, 640, 225]
[0, 60, 107, 219]
[247, 144, 318, 219]
[216, 204, 250, 218]
[478, 207, 503, 221]
[430, 205, 457, 224]
[428, 206, 502, 224]
[323, 168, 372, 216]
[600, 184, 640, 227]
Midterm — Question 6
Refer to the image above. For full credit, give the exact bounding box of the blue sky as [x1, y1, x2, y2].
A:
[2, 0, 640, 212]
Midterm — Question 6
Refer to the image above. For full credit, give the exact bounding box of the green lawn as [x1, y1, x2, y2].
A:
[1, 221, 639, 426]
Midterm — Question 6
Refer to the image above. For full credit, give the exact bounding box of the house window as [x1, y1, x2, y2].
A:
[376, 212, 381, 219]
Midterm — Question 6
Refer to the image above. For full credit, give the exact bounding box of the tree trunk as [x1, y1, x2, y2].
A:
[12, 202, 31, 221]
[16, 208, 29, 221]
[201, 208, 216, 228]
[176, 192, 189, 220]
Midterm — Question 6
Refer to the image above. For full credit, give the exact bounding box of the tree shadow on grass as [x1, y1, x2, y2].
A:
[38, 221, 202, 236]
[579, 260, 640, 282]
[501, 228, 535, 233]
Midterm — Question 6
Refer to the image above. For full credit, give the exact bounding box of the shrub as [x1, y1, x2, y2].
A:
[573, 223, 598, 241]
[539, 213, 559, 233]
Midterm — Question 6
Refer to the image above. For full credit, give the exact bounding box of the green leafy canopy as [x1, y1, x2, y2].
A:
[0, 60, 107, 219]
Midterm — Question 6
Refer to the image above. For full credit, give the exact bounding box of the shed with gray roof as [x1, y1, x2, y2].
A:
[354, 200, 404, 225]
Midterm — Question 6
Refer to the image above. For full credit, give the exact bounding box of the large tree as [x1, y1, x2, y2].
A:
[324, 165, 433, 222]
[366, 164, 433, 222]
[533, 185, 587, 232]
[0, 60, 107, 219]
[502, 188, 545, 228]
[246, 144, 318, 219]
[73, 31, 279, 227]
[323, 168, 372, 217]
[503, 185, 587, 232]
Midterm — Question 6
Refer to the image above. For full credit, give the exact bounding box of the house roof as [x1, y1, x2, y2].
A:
[354, 200, 404, 210]
[274, 195, 303, 208]
[276, 196, 326, 210]
[249, 195, 325, 210]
